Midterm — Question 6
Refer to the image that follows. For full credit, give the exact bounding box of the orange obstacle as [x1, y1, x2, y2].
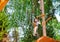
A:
[36, 36, 60, 42]
[0, 0, 9, 11]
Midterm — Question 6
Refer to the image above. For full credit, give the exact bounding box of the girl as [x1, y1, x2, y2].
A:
[33, 17, 41, 36]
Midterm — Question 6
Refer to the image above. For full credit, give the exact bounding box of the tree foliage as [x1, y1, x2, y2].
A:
[0, 12, 9, 40]
[0, 0, 60, 41]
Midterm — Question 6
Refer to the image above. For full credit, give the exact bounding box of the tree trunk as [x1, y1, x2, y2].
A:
[40, 0, 46, 36]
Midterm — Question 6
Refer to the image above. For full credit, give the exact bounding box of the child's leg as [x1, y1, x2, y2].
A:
[33, 26, 38, 36]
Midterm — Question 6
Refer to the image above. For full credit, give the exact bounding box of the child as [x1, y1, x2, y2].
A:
[33, 17, 41, 36]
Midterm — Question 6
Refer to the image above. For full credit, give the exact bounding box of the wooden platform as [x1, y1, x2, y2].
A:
[0, 0, 9, 11]
[36, 36, 60, 42]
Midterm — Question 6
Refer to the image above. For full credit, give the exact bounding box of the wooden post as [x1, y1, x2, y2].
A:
[39, 0, 46, 36]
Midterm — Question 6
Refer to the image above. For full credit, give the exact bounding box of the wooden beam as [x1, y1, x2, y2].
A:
[46, 17, 52, 23]
[37, 14, 45, 18]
